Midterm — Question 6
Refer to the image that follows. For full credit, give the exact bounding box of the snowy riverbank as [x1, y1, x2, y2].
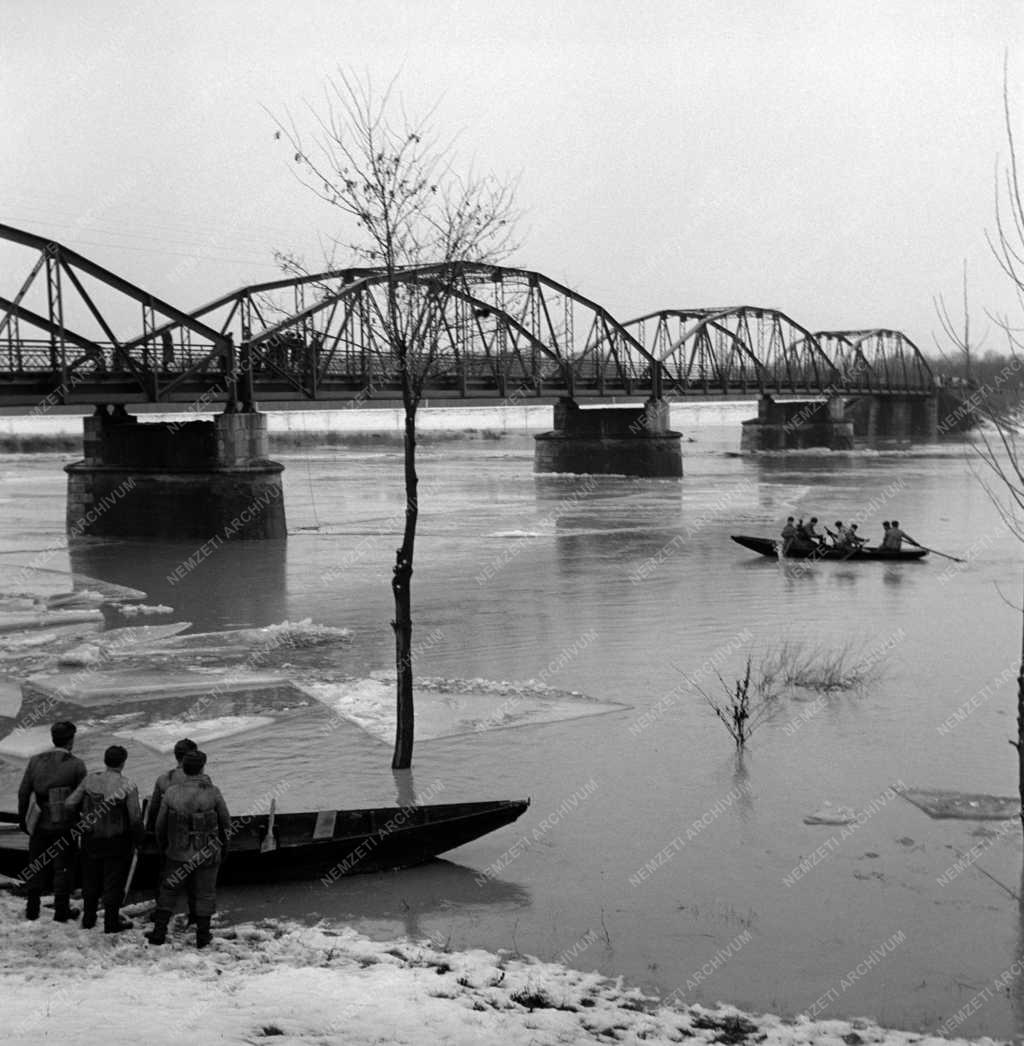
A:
[0, 889, 998, 1046]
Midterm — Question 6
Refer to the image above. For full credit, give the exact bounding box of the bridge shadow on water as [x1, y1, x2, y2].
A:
[69, 538, 289, 632]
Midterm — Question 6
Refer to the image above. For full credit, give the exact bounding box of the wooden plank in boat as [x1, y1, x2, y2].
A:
[312, 810, 337, 840]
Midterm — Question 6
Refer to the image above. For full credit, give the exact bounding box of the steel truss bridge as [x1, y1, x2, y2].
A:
[0, 224, 933, 408]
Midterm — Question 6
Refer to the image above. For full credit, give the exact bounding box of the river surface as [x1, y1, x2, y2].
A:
[2, 416, 1024, 1037]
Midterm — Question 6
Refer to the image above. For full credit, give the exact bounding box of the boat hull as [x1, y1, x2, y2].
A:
[730, 535, 929, 561]
[0, 799, 530, 887]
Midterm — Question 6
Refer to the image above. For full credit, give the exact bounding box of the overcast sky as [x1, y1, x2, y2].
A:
[4, 1, 1023, 359]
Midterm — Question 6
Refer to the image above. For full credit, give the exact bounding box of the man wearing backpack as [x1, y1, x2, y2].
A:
[17, 720, 87, 922]
[146, 737, 200, 924]
[147, 749, 230, 949]
[66, 744, 144, 933]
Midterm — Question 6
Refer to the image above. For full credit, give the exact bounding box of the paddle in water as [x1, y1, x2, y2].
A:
[904, 535, 965, 563]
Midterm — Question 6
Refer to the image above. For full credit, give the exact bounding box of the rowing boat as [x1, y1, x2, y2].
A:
[0, 798, 530, 886]
[731, 535, 929, 561]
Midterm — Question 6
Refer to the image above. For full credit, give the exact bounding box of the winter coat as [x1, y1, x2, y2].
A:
[17, 748, 87, 833]
[146, 766, 189, 830]
[155, 776, 231, 866]
[66, 768, 144, 847]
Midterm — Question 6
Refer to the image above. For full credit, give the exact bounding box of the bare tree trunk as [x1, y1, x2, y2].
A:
[391, 384, 418, 769]
[1018, 574, 1024, 840]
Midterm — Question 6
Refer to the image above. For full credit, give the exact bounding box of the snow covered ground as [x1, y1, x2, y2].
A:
[0, 889, 999, 1046]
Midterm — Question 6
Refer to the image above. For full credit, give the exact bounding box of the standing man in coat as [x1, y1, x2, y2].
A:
[147, 749, 230, 949]
[146, 737, 198, 830]
[17, 720, 87, 921]
[65, 744, 144, 933]
[146, 736, 199, 923]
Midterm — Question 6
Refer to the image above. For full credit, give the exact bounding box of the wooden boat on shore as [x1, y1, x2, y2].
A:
[731, 535, 929, 562]
[0, 798, 530, 886]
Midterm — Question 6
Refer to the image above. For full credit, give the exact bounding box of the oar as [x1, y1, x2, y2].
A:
[906, 539, 965, 563]
[260, 798, 278, 854]
[122, 848, 140, 907]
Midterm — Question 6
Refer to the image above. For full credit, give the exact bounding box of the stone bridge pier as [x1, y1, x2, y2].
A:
[534, 397, 683, 476]
[740, 395, 854, 452]
[846, 395, 939, 441]
[64, 406, 286, 540]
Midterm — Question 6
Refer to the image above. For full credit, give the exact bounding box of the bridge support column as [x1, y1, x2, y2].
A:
[533, 397, 682, 476]
[65, 407, 286, 540]
[912, 396, 939, 441]
[740, 395, 854, 452]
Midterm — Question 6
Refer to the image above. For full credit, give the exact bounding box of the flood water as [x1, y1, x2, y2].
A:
[2, 411, 1024, 1037]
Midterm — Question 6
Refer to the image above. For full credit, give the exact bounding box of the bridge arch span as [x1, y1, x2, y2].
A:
[814, 329, 933, 392]
[179, 262, 663, 402]
[622, 306, 841, 394]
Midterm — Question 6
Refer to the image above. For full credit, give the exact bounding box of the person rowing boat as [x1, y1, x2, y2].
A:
[881, 520, 919, 552]
[825, 520, 846, 547]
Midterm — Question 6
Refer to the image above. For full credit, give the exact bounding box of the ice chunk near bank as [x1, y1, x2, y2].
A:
[803, 801, 857, 825]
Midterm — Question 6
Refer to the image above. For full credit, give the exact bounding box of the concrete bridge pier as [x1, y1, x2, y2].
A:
[740, 395, 854, 452]
[847, 395, 938, 442]
[533, 397, 683, 476]
[65, 406, 286, 540]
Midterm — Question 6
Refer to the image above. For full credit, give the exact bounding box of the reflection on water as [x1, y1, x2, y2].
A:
[2, 433, 1024, 1035]
[69, 539, 289, 629]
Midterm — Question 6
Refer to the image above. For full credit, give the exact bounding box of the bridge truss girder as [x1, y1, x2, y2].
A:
[0, 224, 233, 404]
[814, 329, 933, 393]
[175, 262, 663, 403]
[622, 307, 843, 394]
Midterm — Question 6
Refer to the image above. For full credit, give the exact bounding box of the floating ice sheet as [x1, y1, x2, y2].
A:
[159, 619, 351, 655]
[115, 714, 278, 752]
[0, 565, 146, 604]
[303, 675, 626, 743]
[0, 713, 279, 758]
[900, 787, 1021, 820]
[57, 622, 192, 665]
[20, 669, 315, 720]
[0, 609, 103, 634]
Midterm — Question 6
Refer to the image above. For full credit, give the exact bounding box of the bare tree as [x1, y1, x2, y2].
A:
[271, 72, 517, 767]
[950, 64, 1024, 835]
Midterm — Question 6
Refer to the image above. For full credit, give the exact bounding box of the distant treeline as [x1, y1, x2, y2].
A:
[929, 350, 1024, 432]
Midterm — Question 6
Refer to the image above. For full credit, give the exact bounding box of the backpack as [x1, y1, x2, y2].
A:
[40, 786, 72, 830]
[169, 808, 221, 865]
[81, 787, 128, 840]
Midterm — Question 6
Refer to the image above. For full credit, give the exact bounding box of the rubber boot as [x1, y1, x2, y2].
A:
[145, 908, 172, 945]
[53, 897, 80, 923]
[194, 916, 212, 950]
[25, 896, 40, 921]
[81, 899, 98, 930]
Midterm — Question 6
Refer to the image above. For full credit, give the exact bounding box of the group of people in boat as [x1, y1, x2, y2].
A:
[780, 516, 917, 554]
[15, 721, 230, 948]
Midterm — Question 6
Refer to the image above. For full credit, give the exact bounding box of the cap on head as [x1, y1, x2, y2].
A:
[51, 720, 76, 747]
[104, 744, 127, 768]
[181, 750, 207, 776]
[173, 738, 199, 762]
